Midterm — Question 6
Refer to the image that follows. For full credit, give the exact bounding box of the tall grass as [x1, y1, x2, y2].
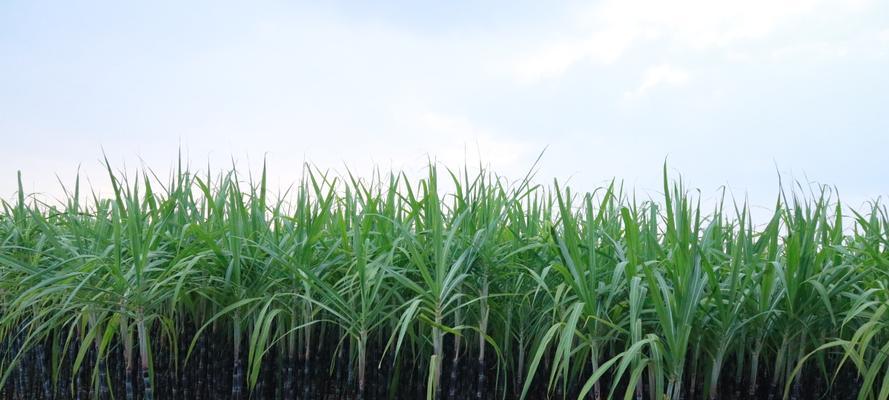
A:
[0, 158, 886, 399]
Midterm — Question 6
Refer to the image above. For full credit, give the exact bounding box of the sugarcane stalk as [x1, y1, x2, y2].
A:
[449, 308, 462, 400]
[790, 331, 806, 400]
[302, 323, 312, 399]
[36, 342, 51, 400]
[232, 314, 244, 400]
[589, 349, 602, 400]
[708, 353, 724, 400]
[357, 333, 368, 400]
[749, 341, 762, 397]
[477, 280, 488, 400]
[283, 334, 294, 400]
[137, 316, 153, 400]
[433, 312, 444, 400]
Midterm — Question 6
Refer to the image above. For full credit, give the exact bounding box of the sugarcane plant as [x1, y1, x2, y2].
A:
[1, 156, 887, 400]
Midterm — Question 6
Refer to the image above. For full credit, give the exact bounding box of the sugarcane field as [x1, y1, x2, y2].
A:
[1, 160, 887, 399]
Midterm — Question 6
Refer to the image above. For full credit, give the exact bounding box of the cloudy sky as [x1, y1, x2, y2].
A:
[1, 0, 887, 211]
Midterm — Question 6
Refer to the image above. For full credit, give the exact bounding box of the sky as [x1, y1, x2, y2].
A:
[1, 0, 887, 213]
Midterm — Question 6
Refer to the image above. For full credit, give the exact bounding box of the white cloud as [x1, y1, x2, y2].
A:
[770, 40, 850, 60]
[400, 111, 533, 172]
[624, 64, 691, 100]
[512, 0, 860, 83]
[514, 29, 638, 83]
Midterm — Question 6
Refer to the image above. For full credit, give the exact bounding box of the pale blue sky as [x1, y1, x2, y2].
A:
[1, 0, 887, 210]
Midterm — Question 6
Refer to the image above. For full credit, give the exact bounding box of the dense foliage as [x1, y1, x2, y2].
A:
[1, 159, 887, 399]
